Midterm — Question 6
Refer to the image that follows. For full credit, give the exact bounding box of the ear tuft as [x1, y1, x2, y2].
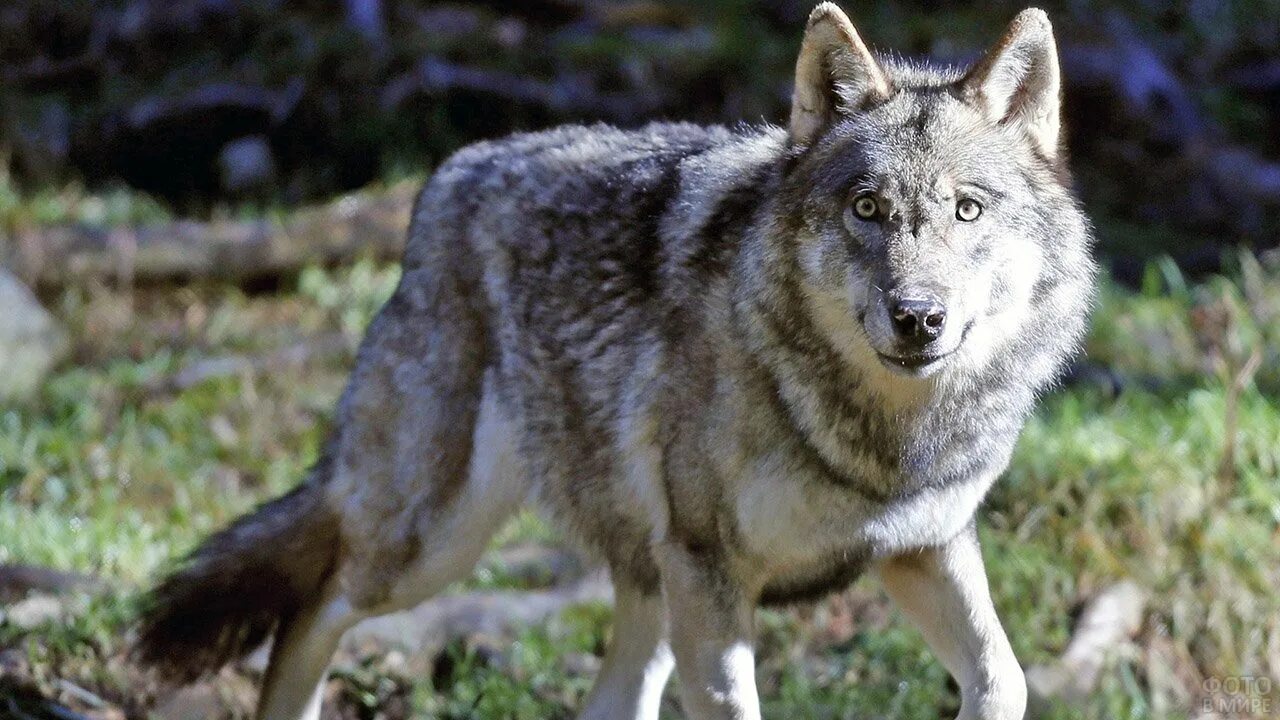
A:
[961, 8, 1062, 160]
[790, 3, 891, 146]
[806, 2, 853, 30]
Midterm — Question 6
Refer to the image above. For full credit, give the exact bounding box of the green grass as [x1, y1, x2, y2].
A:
[0, 171, 173, 232]
[1, 256, 1277, 718]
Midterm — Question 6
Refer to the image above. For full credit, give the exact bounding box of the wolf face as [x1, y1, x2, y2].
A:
[784, 6, 1078, 382]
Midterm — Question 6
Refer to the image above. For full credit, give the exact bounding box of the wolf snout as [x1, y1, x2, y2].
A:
[889, 296, 946, 346]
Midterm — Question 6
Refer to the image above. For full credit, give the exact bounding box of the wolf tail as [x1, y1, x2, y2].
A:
[133, 458, 340, 683]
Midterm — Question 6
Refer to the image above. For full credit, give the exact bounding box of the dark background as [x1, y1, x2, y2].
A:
[3, 0, 1279, 282]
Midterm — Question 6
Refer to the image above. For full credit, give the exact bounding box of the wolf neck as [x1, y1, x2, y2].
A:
[728, 232, 1037, 497]
[710, 191, 1042, 499]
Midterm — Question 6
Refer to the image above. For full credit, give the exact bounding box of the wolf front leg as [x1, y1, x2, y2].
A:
[877, 526, 1027, 720]
[654, 541, 761, 720]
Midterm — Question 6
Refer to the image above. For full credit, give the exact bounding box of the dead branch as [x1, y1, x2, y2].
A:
[1026, 580, 1148, 717]
[139, 333, 352, 397]
[339, 571, 612, 659]
[2, 182, 417, 289]
[232, 546, 600, 673]
[381, 56, 666, 121]
[0, 564, 102, 603]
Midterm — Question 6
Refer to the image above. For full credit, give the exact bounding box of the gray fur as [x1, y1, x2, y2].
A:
[136, 5, 1094, 718]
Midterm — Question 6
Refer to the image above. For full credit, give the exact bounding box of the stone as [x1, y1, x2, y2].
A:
[218, 134, 276, 194]
[1, 593, 63, 629]
[0, 268, 68, 403]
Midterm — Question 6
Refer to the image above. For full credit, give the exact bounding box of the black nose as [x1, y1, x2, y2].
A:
[890, 297, 946, 344]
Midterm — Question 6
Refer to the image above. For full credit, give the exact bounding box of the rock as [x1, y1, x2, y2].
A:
[0, 649, 30, 688]
[562, 651, 602, 677]
[343, 0, 386, 42]
[153, 684, 222, 720]
[0, 269, 68, 403]
[0, 675, 96, 720]
[1, 593, 64, 628]
[151, 672, 255, 720]
[218, 134, 276, 194]
[11, 100, 72, 183]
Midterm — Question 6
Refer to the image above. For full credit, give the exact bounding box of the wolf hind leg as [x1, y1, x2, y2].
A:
[252, 251, 526, 714]
[577, 583, 674, 720]
[252, 370, 524, 719]
[254, 366, 526, 719]
[368, 362, 529, 609]
[256, 581, 363, 720]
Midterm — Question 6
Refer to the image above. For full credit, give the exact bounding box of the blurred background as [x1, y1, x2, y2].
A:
[0, 1, 1277, 719]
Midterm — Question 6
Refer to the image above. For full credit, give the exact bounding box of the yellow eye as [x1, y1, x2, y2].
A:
[956, 198, 982, 221]
[852, 194, 879, 220]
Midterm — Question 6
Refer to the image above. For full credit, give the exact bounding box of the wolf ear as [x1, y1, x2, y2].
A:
[789, 3, 892, 145]
[961, 8, 1062, 160]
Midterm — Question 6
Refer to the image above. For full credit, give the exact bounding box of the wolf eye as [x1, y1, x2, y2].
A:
[852, 194, 880, 221]
[956, 198, 982, 222]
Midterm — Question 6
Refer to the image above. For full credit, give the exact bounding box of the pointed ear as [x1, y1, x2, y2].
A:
[961, 8, 1062, 160]
[789, 3, 892, 145]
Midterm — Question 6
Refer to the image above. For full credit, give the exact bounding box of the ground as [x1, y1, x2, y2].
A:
[0, 207, 1278, 718]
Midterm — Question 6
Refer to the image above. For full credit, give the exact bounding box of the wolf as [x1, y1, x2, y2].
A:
[134, 4, 1095, 719]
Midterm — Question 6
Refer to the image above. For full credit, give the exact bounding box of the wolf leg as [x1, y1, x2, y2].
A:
[256, 585, 362, 720]
[654, 542, 760, 720]
[577, 583, 674, 720]
[876, 526, 1026, 720]
[252, 366, 522, 718]
[257, 252, 520, 714]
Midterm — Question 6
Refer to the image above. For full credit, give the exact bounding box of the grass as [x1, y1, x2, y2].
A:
[0, 169, 172, 233]
[1, 254, 1277, 718]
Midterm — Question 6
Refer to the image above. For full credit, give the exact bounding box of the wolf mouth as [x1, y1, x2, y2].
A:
[874, 321, 975, 375]
[876, 350, 953, 372]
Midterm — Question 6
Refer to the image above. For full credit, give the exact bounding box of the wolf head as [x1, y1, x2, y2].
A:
[777, 4, 1094, 389]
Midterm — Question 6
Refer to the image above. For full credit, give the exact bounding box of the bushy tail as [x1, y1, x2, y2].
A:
[133, 463, 340, 684]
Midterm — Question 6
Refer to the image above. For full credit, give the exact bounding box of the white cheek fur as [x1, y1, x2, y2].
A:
[950, 239, 1044, 375]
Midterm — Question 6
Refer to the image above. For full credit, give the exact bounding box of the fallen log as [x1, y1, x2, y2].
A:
[335, 571, 612, 661]
[382, 56, 668, 121]
[0, 563, 102, 602]
[2, 181, 417, 289]
[238, 550, 603, 673]
[1026, 580, 1147, 717]
[139, 333, 352, 398]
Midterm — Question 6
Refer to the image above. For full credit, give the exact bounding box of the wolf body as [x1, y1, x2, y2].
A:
[136, 5, 1095, 719]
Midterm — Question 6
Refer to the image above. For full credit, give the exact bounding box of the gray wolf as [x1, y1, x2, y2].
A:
[134, 4, 1095, 719]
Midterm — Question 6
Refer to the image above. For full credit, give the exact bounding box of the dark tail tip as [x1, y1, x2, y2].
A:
[133, 479, 339, 684]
